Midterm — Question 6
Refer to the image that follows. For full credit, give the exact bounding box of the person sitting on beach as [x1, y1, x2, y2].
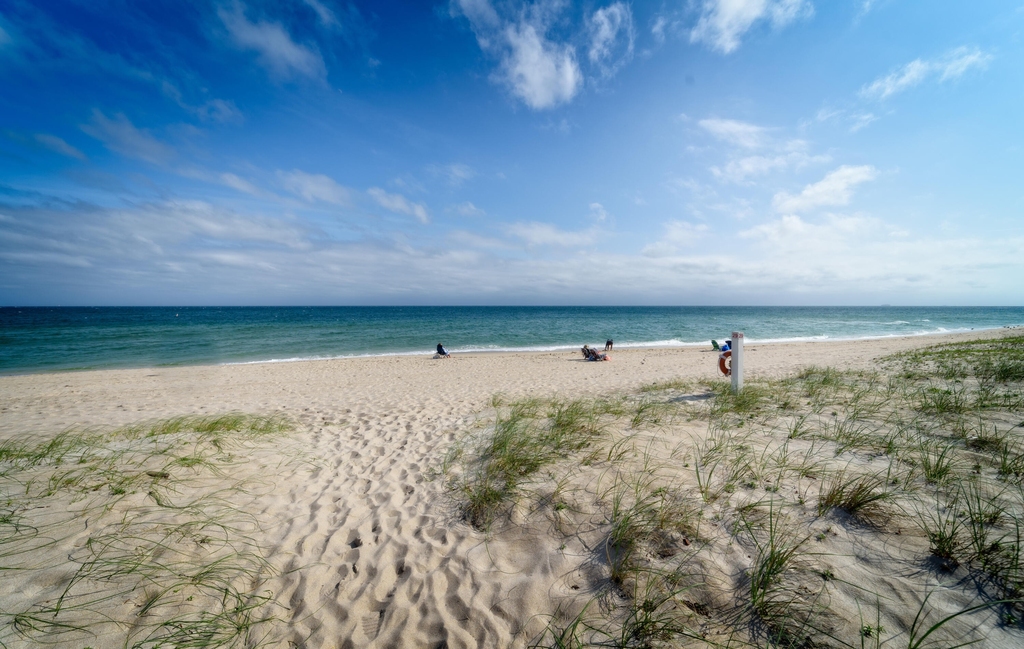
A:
[436, 342, 451, 358]
[587, 347, 610, 361]
[604, 339, 613, 351]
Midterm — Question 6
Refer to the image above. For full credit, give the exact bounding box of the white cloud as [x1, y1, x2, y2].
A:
[368, 187, 429, 223]
[80, 110, 174, 164]
[742, 213, 820, 242]
[34, 133, 86, 160]
[302, 0, 339, 28]
[431, 163, 475, 187]
[699, 118, 834, 183]
[452, 201, 485, 217]
[740, 214, 907, 260]
[860, 46, 991, 100]
[699, 118, 767, 148]
[858, 0, 879, 16]
[690, 0, 813, 54]
[664, 220, 709, 242]
[0, 200, 310, 274]
[736, 214, 913, 287]
[162, 81, 243, 123]
[219, 2, 326, 80]
[712, 151, 830, 183]
[938, 46, 992, 81]
[773, 165, 878, 213]
[589, 202, 609, 222]
[815, 106, 879, 133]
[848, 112, 877, 132]
[197, 98, 243, 123]
[814, 107, 842, 123]
[451, 0, 587, 110]
[447, 229, 510, 250]
[639, 242, 675, 258]
[452, 0, 500, 31]
[587, 2, 634, 76]
[505, 221, 598, 247]
[176, 167, 280, 201]
[860, 59, 930, 100]
[148, 200, 309, 248]
[0, 23, 12, 48]
[500, 22, 581, 109]
[713, 155, 787, 181]
[279, 170, 350, 205]
[451, 1, 639, 109]
[220, 173, 263, 196]
[4, 194, 1023, 304]
[642, 220, 708, 257]
[651, 16, 668, 44]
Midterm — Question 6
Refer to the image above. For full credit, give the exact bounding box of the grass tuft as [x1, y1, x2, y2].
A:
[604, 468, 697, 584]
[918, 442, 959, 485]
[458, 399, 604, 529]
[917, 498, 963, 563]
[744, 501, 820, 646]
[700, 381, 771, 421]
[817, 471, 892, 522]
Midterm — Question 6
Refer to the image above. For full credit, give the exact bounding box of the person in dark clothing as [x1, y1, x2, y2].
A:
[605, 339, 614, 351]
[587, 347, 610, 361]
[436, 342, 451, 358]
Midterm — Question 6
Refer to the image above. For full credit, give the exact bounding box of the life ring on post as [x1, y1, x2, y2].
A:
[718, 350, 732, 376]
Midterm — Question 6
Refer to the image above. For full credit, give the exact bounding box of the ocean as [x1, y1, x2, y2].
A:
[1, 306, 1021, 375]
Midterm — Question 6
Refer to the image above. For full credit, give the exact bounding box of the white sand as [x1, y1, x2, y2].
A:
[0, 328, 1018, 648]
[5, 330, 1007, 435]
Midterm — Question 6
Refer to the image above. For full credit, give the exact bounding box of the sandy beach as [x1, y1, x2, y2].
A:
[4, 331, 1008, 435]
[2, 328, 1022, 648]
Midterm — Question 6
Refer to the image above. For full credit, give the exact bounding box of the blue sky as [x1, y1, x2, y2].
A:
[1, 0, 1022, 306]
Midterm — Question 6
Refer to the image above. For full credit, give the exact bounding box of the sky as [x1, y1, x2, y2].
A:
[1, 0, 1022, 306]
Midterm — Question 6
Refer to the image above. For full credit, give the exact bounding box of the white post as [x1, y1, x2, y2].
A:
[731, 331, 744, 393]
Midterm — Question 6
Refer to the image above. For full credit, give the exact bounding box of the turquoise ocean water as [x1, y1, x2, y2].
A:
[1, 306, 1022, 375]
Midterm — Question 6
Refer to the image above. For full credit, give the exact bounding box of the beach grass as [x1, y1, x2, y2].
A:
[0, 413, 291, 649]
[455, 332, 1024, 647]
[454, 399, 606, 528]
[817, 470, 893, 522]
[744, 500, 821, 647]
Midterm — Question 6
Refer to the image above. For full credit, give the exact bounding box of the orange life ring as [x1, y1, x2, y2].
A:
[718, 350, 731, 376]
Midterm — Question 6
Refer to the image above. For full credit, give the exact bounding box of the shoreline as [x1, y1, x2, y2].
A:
[2, 323, 1020, 379]
[1, 327, 1015, 438]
